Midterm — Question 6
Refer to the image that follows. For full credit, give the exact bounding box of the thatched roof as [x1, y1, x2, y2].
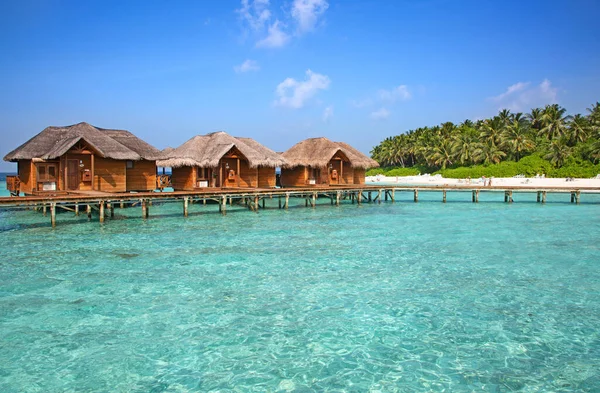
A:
[282, 137, 379, 169]
[157, 131, 286, 168]
[3, 122, 160, 162]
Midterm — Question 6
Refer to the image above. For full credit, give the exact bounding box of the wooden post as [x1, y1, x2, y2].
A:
[368, 192, 372, 202]
[120, 200, 124, 209]
[576, 191, 581, 204]
[222, 196, 227, 215]
[504, 191, 509, 203]
[108, 202, 114, 218]
[351, 193, 354, 204]
[542, 191, 547, 204]
[75, 203, 79, 216]
[141, 199, 147, 218]
[254, 196, 259, 212]
[537, 191, 541, 203]
[391, 189, 395, 203]
[279, 196, 282, 209]
[312, 192, 316, 208]
[570, 192, 575, 203]
[473, 190, 479, 203]
[87, 204, 92, 220]
[336, 191, 340, 206]
[183, 197, 189, 217]
[262, 197, 266, 209]
[443, 190, 447, 203]
[358, 191, 362, 205]
[43, 203, 47, 216]
[472, 190, 476, 203]
[99, 201, 105, 223]
[305, 197, 308, 207]
[203, 198, 207, 205]
[50, 203, 56, 228]
[385, 190, 388, 201]
[508, 191, 513, 203]
[378, 189, 382, 204]
[91, 154, 95, 191]
[414, 189, 418, 203]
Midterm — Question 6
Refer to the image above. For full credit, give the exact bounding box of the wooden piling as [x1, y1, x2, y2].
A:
[312, 192, 316, 208]
[285, 193, 289, 209]
[542, 191, 547, 204]
[576, 191, 581, 204]
[442, 190, 447, 203]
[390, 189, 395, 203]
[508, 191, 513, 203]
[183, 197, 189, 217]
[87, 205, 92, 220]
[75, 203, 79, 216]
[358, 191, 362, 205]
[141, 199, 147, 218]
[50, 203, 56, 228]
[255, 196, 259, 212]
[378, 189, 382, 204]
[108, 202, 114, 218]
[262, 197, 266, 209]
[336, 191, 340, 206]
[414, 189, 418, 203]
[120, 200, 124, 209]
[221, 196, 227, 215]
[43, 203, 47, 216]
[99, 201, 105, 223]
[537, 191, 541, 203]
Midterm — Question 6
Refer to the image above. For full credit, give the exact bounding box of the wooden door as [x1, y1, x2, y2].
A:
[67, 159, 79, 190]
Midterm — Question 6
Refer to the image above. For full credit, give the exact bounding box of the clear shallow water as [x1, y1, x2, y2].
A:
[1, 186, 600, 392]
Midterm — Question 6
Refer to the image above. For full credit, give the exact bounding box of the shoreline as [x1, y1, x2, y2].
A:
[366, 175, 600, 188]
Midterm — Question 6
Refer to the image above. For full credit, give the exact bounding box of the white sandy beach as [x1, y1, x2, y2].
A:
[366, 174, 600, 188]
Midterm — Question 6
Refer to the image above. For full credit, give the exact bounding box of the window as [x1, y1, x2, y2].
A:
[37, 163, 57, 182]
[126, 160, 134, 169]
[197, 167, 211, 179]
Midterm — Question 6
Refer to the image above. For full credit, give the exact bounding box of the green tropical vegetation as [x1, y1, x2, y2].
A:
[368, 102, 600, 178]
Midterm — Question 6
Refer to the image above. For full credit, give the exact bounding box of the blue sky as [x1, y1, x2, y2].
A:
[1, 0, 599, 171]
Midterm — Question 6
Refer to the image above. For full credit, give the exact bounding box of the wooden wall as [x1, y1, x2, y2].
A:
[340, 162, 354, 185]
[258, 166, 276, 188]
[353, 168, 366, 185]
[281, 166, 306, 187]
[94, 158, 126, 192]
[172, 166, 195, 191]
[17, 160, 34, 194]
[237, 159, 257, 188]
[126, 160, 157, 191]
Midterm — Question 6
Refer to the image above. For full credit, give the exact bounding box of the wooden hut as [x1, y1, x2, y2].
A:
[157, 131, 285, 190]
[281, 137, 379, 187]
[3, 122, 161, 195]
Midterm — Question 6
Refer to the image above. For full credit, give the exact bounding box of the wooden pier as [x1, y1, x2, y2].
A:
[1, 185, 599, 228]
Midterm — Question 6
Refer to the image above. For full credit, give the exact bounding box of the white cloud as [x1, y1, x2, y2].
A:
[256, 20, 290, 48]
[378, 85, 411, 102]
[322, 105, 333, 121]
[292, 0, 329, 33]
[236, 0, 271, 30]
[234, 59, 260, 73]
[371, 108, 390, 120]
[490, 79, 558, 112]
[490, 82, 530, 102]
[275, 69, 330, 109]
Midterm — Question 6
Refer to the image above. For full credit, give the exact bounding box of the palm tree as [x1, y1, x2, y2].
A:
[429, 138, 455, 169]
[474, 141, 506, 165]
[567, 114, 591, 145]
[587, 101, 600, 133]
[480, 117, 505, 145]
[544, 139, 571, 167]
[498, 109, 512, 125]
[501, 115, 535, 161]
[451, 133, 477, 165]
[526, 108, 544, 131]
[539, 104, 570, 140]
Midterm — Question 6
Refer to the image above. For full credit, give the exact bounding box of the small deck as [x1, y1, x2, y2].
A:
[1, 185, 599, 228]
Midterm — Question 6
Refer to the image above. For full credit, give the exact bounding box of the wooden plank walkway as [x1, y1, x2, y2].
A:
[1, 185, 599, 228]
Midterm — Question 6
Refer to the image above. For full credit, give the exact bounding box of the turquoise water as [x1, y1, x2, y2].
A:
[1, 184, 600, 392]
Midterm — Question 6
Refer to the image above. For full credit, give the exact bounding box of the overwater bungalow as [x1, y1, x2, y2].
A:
[3, 122, 161, 195]
[281, 137, 379, 187]
[157, 131, 285, 190]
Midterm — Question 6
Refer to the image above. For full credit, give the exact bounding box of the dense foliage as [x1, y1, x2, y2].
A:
[369, 103, 600, 177]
